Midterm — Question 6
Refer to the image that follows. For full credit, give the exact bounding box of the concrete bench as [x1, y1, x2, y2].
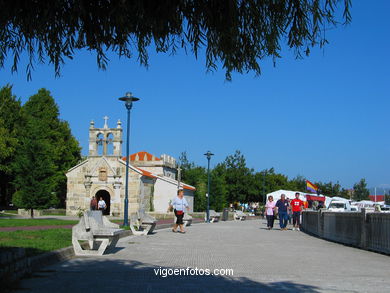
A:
[72, 211, 123, 256]
[234, 210, 247, 221]
[129, 211, 157, 236]
[173, 213, 193, 227]
[205, 210, 221, 223]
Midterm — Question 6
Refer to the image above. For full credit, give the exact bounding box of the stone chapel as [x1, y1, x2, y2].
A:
[65, 118, 195, 216]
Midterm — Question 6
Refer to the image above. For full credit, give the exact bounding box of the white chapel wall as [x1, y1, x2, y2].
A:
[153, 178, 177, 212]
[153, 178, 194, 213]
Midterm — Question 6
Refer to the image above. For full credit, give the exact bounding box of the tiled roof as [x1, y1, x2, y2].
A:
[182, 184, 196, 191]
[134, 167, 157, 179]
[123, 151, 161, 162]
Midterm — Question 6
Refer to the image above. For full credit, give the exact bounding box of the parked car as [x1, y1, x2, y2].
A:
[350, 205, 359, 212]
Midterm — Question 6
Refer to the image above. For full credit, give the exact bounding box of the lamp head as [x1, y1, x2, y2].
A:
[118, 92, 140, 109]
[204, 151, 214, 160]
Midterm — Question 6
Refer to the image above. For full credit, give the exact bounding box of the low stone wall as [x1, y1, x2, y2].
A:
[41, 209, 66, 215]
[365, 213, 390, 254]
[302, 209, 390, 255]
[17, 209, 67, 217]
[0, 248, 30, 284]
[0, 246, 78, 287]
[17, 209, 44, 217]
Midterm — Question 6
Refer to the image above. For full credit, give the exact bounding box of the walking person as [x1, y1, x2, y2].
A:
[90, 196, 98, 211]
[265, 195, 276, 230]
[98, 197, 107, 212]
[168, 189, 189, 233]
[291, 192, 304, 231]
[287, 198, 292, 224]
[276, 194, 289, 230]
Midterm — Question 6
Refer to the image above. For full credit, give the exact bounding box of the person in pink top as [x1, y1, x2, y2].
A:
[265, 195, 276, 230]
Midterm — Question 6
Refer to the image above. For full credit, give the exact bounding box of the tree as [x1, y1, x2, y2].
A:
[179, 152, 196, 181]
[286, 175, 306, 192]
[179, 152, 208, 212]
[22, 89, 81, 205]
[12, 117, 58, 217]
[257, 170, 308, 202]
[264, 168, 289, 194]
[254, 171, 268, 204]
[224, 150, 253, 203]
[340, 188, 352, 199]
[185, 167, 208, 212]
[385, 191, 390, 205]
[352, 178, 370, 201]
[52, 120, 82, 205]
[0, 121, 18, 207]
[314, 181, 342, 196]
[12, 88, 81, 210]
[210, 163, 228, 212]
[0, 85, 22, 207]
[0, 0, 351, 80]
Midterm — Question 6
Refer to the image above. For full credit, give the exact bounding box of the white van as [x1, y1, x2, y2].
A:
[328, 199, 352, 212]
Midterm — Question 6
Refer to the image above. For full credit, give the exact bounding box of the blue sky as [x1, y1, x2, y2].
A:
[1, 1, 389, 190]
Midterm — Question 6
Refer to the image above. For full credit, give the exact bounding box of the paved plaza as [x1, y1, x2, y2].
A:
[16, 220, 390, 293]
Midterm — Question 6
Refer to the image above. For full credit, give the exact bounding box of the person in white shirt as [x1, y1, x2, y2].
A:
[98, 197, 106, 212]
[168, 189, 189, 233]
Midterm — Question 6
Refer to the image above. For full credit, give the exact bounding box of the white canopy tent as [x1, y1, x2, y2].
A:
[353, 200, 384, 208]
[266, 190, 356, 210]
[266, 189, 319, 202]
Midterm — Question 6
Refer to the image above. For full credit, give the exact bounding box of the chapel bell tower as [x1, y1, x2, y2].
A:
[88, 116, 123, 157]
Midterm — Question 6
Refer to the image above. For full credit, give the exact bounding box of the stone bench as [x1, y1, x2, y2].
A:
[205, 210, 221, 223]
[173, 213, 193, 227]
[72, 211, 124, 256]
[129, 211, 157, 236]
[234, 210, 247, 221]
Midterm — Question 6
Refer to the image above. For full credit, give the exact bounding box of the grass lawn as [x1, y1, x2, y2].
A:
[0, 219, 78, 227]
[112, 220, 131, 230]
[41, 209, 66, 216]
[4, 210, 18, 214]
[0, 229, 72, 256]
[0, 213, 17, 218]
[191, 214, 206, 219]
[43, 213, 66, 216]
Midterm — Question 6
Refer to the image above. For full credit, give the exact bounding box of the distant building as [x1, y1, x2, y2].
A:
[66, 118, 195, 216]
[369, 195, 385, 202]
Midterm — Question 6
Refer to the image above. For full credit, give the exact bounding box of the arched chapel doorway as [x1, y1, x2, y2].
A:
[95, 190, 111, 215]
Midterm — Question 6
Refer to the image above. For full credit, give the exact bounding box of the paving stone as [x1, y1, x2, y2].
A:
[14, 220, 390, 293]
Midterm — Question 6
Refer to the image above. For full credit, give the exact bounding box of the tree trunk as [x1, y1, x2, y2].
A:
[30, 208, 34, 218]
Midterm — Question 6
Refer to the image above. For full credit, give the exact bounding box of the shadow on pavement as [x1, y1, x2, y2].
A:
[15, 258, 321, 293]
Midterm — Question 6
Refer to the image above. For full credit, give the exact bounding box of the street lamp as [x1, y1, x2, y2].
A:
[118, 92, 140, 226]
[204, 151, 214, 223]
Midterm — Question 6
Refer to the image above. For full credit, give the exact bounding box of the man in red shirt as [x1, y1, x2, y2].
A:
[290, 192, 304, 231]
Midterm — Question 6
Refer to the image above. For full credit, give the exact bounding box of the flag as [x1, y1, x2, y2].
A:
[306, 180, 318, 193]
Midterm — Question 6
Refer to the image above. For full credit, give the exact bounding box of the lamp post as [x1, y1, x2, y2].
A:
[204, 151, 214, 223]
[263, 170, 267, 205]
[177, 163, 182, 189]
[118, 92, 140, 226]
